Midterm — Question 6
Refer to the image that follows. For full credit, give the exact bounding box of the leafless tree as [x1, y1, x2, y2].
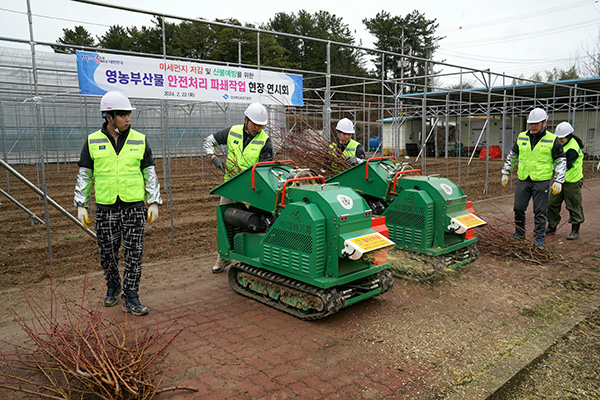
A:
[579, 30, 600, 78]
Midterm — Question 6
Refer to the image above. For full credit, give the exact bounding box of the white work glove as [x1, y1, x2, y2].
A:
[551, 182, 562, 195]
[501, 174, 509, 188]
[147, 203, 159, 224]
[77, 207, 90, 228]
[346, 156, 358, 165]
[211, 157, 225, 173]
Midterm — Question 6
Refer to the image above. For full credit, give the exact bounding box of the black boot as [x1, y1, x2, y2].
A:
[103, 284, 121, 307]
[122, 292, 149, 316]
[545, 225, 557, 235]
[566, 224, 580, 240]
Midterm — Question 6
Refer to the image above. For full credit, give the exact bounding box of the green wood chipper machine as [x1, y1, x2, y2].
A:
[210, 160, 395, 320]
[327, 157, 486, 281]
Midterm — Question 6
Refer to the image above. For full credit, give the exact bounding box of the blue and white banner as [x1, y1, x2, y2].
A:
[76, 51, 303, 106]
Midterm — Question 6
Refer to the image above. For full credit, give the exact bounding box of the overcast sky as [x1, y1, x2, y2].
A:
[1, 0, 599, 87]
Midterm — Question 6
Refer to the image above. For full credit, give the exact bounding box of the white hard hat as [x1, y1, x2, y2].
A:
[336, 118, 354, 134]
[244, 102, 268, 125]
[555, 121, 574, 138]
[527, 108, 547, 123]
[100, 91, 135, 112]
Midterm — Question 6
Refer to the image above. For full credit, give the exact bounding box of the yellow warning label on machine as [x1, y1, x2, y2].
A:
[349, 233, 394, 252]
[455, 213, 486, 228]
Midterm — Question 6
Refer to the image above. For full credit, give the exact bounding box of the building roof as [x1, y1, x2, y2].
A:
[376, 116, 419, 123]
[396, 76, 600, 115]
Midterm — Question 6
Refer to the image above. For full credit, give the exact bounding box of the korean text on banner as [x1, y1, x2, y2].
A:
[76, 51, 303, 106]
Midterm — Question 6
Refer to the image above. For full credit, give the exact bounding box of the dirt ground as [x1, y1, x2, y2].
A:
[3, 156, 598, 289]
[0, 158, 222, 288]
[0, 157, 599, 399]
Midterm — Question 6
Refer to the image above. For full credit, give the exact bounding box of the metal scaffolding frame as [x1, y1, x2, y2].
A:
[1, 0, 599, 268]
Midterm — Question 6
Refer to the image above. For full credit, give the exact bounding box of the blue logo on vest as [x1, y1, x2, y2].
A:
[99, 145, 106, 150]
[233, 140, 239, 144]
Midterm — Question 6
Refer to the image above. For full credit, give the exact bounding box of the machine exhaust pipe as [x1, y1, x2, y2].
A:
[224, 207, 264, 232]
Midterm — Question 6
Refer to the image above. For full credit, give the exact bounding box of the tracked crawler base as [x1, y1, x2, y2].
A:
[229, 263, 393, 320]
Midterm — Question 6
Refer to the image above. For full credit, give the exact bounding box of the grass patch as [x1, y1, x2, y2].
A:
[483, 362, 495, 371]
[455, 375, 474, 387]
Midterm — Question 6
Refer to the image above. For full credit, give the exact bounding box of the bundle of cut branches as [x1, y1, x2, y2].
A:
[476, 221, 567, 266]
[270, 121, 352, 177]
[0, 279, 195, 399]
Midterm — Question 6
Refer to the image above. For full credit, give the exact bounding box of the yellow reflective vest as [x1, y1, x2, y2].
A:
[516, 130, 557, 181]
[225, 125, 269, 181]
[331, 139, 359, 157]
[88, 129, 146, 205]
[563, 138, 584, 183]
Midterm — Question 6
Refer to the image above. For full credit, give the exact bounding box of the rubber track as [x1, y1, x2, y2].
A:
[228, 264, 344, 320]
[228, 264, 392, 320]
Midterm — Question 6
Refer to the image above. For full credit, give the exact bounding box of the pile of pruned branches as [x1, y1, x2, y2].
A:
[0, 278, 196, 399]
[269, 119, 353, 178]
[476, 219, 567, 266]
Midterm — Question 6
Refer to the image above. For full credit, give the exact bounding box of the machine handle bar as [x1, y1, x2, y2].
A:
[365, 156, 397, 180]
[279, 176, 326, 207]
[252, 160, 297, 190]
[391, 169, 423, 194]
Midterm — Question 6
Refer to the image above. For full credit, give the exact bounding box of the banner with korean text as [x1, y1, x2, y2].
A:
[76, 51, 303, 106]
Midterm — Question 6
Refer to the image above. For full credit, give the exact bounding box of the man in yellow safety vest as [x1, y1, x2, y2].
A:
[501, 107, 566, 247]
[204, 102, 273, 273]
[546, 121, 585, 240]
[74, 91, 162, 316]
[331, 118, 365, 165]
